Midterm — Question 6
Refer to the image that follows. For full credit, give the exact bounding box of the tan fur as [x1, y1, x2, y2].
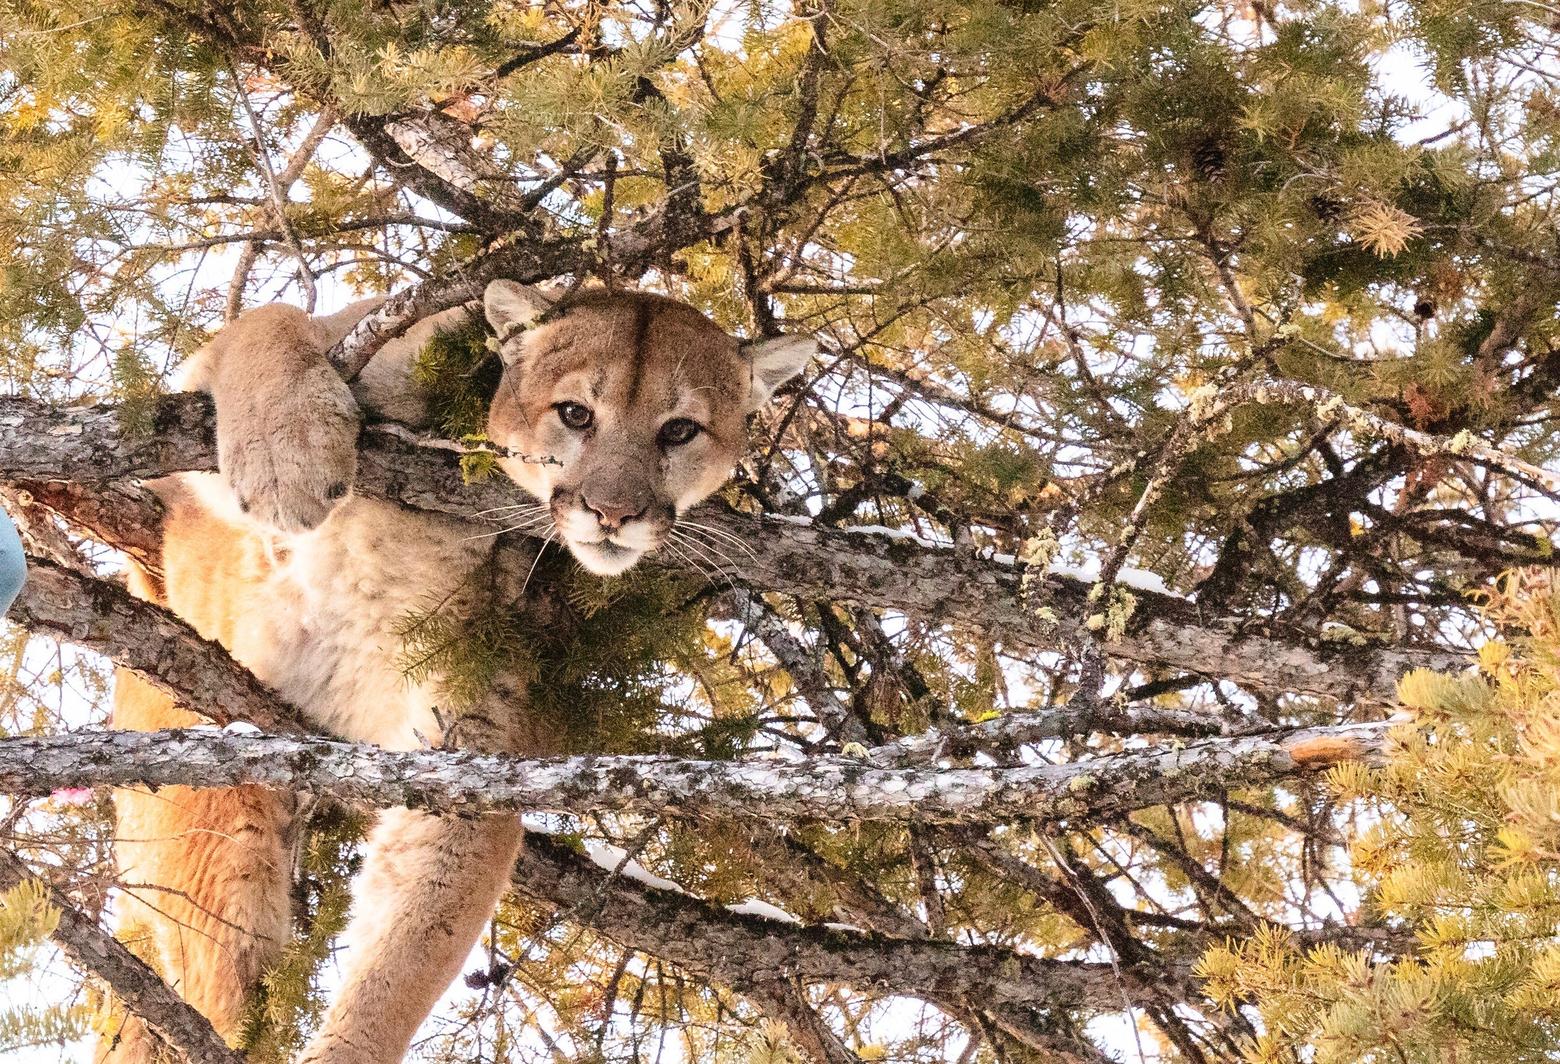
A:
[99, 286, 813, 1063]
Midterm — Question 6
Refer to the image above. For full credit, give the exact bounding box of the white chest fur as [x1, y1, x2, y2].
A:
[171, 473, 495, 750]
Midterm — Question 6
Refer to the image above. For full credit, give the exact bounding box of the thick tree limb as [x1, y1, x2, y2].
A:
[8, 557, 307, 735]
[6, 479, 164, 577]
[0, 848, 242, 1064]
[0, 550, 1325, 782]
[866, 697, 1283, 766]
[0, 394, 1468, 701]
[0, 723, 1388, 825]
[2, 552, 1205, 1056]
[513, 833, 1149, 1019]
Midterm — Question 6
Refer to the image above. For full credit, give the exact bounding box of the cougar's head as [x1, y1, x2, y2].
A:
[483, 280, 815, 576]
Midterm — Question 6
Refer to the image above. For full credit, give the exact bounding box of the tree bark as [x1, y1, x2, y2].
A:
[10, 557, 308, 735]
[0, 722, 1387, 825]
[10, 547, 1259, 770]
[512, 834, 1152, 1016]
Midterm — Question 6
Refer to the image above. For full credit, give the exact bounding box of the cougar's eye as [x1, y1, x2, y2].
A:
[555, 402, 593, 430]
[659, 418, 702, 447]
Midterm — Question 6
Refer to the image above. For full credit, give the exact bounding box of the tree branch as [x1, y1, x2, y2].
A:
[0, 723, 1387, 825]
[0, 848, 242, 1064]
[513, 833, 1151, 1028]
[9, 557, 306, 735]
[0, 394, 1468, 702]
[323, 203, 746, 378]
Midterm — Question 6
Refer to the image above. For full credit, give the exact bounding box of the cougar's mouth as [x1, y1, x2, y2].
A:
[566, 536, 646, 577]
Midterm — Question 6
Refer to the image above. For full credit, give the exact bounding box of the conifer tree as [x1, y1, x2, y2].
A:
[1, 0, 1560, 1060]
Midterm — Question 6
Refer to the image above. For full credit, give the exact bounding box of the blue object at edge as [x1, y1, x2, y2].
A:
[0, 509, 25, 613]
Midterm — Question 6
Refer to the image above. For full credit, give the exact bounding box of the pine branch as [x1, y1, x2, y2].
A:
[730, 591, 868, 747]
[1229, 378, 1560, 497]
[1, 556, 1245, 1052]
[0, 393, 1468, 701]
[376, 111, 536, 217]
[0, 722, 1387, 825]
[512, 833, 1148, 1050]
[0, 849, 242, 1064]
[863, 696, 1276, 766]
[820, 67, 1089, 182]
[321, 202, 747, 378]
[2, 544, 1348, 802]
[242, 0, 540, 236]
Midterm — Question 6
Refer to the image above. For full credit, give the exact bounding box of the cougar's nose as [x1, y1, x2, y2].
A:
[582, 492, 650, 532]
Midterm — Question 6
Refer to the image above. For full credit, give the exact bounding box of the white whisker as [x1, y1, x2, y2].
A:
[470, 502, 546, 519]
[498, 514, 556, 535]
[459, 512, 554, 542]
[677, 520, 757, 560]
[664, 540, 716, 586]
[675, 526, 741, 572]
[670, 529, 736, 587]
[520, 529, 556, 596]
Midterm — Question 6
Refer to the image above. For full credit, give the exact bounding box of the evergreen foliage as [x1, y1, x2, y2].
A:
[2, 0, 1560, 1058]
[411, 319, 503, 441]
[394, 559, 739, 755]
[0, 879, 88, 1053]
[1199, 574, 1560, 1062]
[240, 810, 362, 1064]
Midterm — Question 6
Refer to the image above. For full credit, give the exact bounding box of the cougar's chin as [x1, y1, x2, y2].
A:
[566, 537, 645, 576]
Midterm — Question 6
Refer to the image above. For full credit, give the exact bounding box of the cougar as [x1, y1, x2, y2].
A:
[100, 280, 814, 1063]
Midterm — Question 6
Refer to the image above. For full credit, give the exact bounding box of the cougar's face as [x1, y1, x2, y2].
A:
[483, 282, 814, 576]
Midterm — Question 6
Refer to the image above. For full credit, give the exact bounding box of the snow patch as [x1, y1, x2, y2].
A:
[726, 899, 803, 924]
[583, 842, 684, 893]
[1051, 560, 1186, 599]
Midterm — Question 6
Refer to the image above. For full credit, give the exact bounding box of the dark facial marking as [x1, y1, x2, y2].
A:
[624, 299, 653, 406]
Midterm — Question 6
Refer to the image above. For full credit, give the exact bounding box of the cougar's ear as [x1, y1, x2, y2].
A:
[740, 335, 818, 412]
[483, 280, 553, 365]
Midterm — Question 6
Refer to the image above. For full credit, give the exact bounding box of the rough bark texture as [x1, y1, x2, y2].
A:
[513, 834, 1151, 1014]
[0, 393, 218, 480]
[0, 723, 1387, 825]
[8, 557, 307, 735]
[7, 544, 1286, 772]
[0, 848, 243, 1064]
[0, 394, 1468, 702]
[8, 479, 165, 577]
[866, 699, 1298, 766]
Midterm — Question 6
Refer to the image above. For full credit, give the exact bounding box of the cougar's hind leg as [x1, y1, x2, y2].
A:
[99, 666, 293, 1058]
[299, 810, 524, 1064]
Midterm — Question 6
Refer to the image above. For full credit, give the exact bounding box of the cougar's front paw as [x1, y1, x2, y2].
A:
[218, 362, 361, 533]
